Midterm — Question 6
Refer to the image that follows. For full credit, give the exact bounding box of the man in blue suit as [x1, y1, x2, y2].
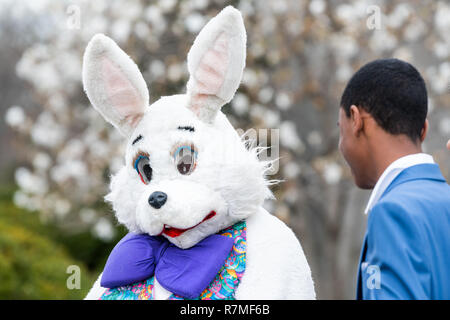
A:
[338, 58, 450, 300]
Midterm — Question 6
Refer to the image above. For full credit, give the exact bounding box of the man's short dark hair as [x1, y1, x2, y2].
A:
[340, 58, 428, 142]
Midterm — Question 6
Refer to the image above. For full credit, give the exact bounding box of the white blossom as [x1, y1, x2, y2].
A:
[185, 13, 205, 33]
[309, 0, 326, 16]
[439, 117, 450, 135]
[5, 105, 26, 127]
[92, 217, 115, 241]
[275, 92, 292, 110]
[167, 63, 186, 82]
[280, 121, 304, 152]
[284, 161, 301, 179]
[232, 93, 250, 116]
[307, 130, 322, 147]
[323, 162, 342, 185]
[15, 167, 48, 195]
[387, 3, 411, 29]
[33, 152, 52, 171]
[111, 19, 131, 43]
[80, 208, 97, 224]
[369, 30, 398, 53]
[258, 87, 274, 104]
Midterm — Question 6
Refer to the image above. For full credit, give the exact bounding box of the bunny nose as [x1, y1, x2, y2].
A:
[148, 191, 167, 209]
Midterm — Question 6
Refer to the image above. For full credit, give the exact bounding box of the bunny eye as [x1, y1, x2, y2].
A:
[134, 155, 152, 184]
[173, 145, 197, 175]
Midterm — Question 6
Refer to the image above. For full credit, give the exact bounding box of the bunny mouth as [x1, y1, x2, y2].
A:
[162, 211, 217, 238]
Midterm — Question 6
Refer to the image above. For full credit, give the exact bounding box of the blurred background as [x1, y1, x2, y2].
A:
[0, 0, 449, 299]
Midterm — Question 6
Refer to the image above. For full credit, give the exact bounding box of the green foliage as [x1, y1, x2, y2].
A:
[54, 222, 127, 272]
[0, 187, 95, 299]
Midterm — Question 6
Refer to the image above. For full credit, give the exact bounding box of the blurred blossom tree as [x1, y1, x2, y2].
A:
[5, 0, 450, 298]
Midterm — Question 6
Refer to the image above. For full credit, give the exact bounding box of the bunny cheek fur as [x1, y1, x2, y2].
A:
[83, 6, 316, 299]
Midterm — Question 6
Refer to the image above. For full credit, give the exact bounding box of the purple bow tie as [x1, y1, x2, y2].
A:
[100, 232, 234, 298]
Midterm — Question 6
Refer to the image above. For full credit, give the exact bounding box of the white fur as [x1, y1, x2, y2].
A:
[83, 6, 315, 300]
[235, 208, 315, 299]
[186, 6, 246, 123]
[83, 33, 149, 137]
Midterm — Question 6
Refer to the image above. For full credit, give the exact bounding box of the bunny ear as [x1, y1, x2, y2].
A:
[186, 6, 246, 123]
[82, 34, 149, 137]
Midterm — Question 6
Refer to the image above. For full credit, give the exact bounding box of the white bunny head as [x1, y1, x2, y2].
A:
[82, 6, 273, 249]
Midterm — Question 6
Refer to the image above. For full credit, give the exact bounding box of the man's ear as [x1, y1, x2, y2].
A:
[420, 119, 429, 143]
[186, 6, 246, 123]
[82, 34, 149, 137]
[349, 105, 364, 136]
[447, 139, 450, 150]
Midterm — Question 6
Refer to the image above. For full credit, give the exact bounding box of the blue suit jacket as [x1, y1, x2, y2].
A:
[356, 163, 450, 300]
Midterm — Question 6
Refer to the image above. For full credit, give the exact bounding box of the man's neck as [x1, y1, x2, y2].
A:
[370, 136, 422, 185]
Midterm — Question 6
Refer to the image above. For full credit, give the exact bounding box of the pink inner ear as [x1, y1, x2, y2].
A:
[101, 57, 144, 126]
[190, 33, 229, 113]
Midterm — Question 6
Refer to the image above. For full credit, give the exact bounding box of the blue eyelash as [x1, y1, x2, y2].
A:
[173, 146, 198, 159]
[134, 155, 148, 172]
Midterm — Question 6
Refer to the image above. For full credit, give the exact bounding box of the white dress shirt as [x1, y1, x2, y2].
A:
[364, 153, 435, 214]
